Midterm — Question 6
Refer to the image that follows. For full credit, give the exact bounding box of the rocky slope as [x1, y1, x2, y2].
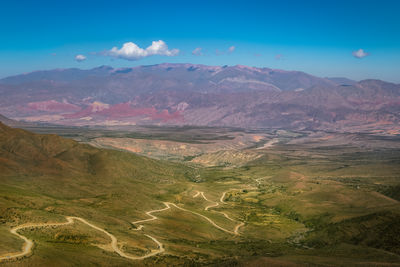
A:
[0, 63, 399, 132]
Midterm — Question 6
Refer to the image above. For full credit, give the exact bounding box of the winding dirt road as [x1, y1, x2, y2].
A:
[1, 190, 245, 262]
[0, 217, 75, 261]
[132, 204, 172, 228]
[167, 202, 236, 235]
[69, 217, 164, 260]
[193, 190, 244, 235]
[132, 201, 238, 235]
[132, 189, 245, 237]
[0, 216, 164, 262]
[219, 191, 228, 204]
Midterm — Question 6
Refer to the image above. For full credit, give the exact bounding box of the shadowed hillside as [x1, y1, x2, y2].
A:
[0, 122, 192, 181]
[0, 122, 194, 243]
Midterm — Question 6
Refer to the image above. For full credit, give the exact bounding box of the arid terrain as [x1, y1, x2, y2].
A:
[1, 118, 399, 266]
[2, 0, 399, 265]
[1, 64, 399, 134]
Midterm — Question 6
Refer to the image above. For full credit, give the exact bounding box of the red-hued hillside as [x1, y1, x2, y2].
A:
[0, 63, 399, 131]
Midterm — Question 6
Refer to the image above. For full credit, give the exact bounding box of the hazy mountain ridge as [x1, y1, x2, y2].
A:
[0, 63, 399, 132]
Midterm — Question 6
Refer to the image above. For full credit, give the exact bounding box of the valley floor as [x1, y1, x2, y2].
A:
[1, 125, 400, 266]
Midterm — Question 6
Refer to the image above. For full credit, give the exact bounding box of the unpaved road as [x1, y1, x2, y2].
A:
[132, 201, 238, 235]
[132, 190, 245, 236]
[130, 201, 236, 259]
[220, 191, 228, 203]
[1, 191, 244, 262]
[0, 216, 164, 262]
[69, 217, 164, 260]
[132, 205, 171, 226]
[166, 202, 237, 235]
[0, 217, 75, 261]
[193, 190, 244, 235]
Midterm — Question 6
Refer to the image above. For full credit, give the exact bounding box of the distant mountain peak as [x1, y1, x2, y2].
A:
[0, 63, 398, 131]
[92, 65, 113, 70]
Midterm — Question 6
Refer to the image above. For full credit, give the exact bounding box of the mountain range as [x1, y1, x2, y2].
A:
[1, 63, 399, 132]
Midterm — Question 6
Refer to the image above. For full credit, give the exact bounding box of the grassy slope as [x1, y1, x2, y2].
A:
[0, 122, 201, 265]
[190, 138, 400, 266]
[1, 123, 400, 266]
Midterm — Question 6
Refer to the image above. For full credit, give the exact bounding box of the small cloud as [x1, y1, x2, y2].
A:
[105, 40, 179, 61]
[275, 54, 283, 60]
[51, 53, 57, 56]
[215, 46, 236, 56]
[192, 47, 203, 56]
[75, 54, 86, 62]
[254, 53, 262, 57]
[352, 49, 369, 58]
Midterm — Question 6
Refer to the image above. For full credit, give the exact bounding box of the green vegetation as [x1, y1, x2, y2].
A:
[1, 122, 400, 266]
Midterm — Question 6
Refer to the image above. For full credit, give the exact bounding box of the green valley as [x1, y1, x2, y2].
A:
[0, 122, 400, 266]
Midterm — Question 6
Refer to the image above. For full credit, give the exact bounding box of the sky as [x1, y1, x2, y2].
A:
[0, 0, 399, 82]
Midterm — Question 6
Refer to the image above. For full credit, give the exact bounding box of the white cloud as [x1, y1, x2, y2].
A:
[75, 54, 86, 62]
[192, 47, 203, 56]
[352, 49, 369, 58]
[106, 40, 179, 60]
[215, 46, 235, 55]
[275, 54, 283, 60]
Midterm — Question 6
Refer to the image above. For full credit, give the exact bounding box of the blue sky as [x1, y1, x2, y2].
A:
[0, 0, 399, 82]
